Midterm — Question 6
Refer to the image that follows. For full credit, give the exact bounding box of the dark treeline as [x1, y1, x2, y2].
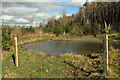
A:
[43, 2, 120, 36]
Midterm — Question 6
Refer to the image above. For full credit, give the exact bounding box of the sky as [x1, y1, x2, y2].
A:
[0, 0, 91, 27]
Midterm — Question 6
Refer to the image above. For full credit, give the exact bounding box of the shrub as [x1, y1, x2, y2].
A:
[2, 26, 13, 51]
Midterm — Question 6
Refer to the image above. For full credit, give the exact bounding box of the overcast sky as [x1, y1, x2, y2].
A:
[0, 0, 90, 27]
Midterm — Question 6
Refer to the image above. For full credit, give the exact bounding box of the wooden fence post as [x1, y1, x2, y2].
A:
[103, 34, 108, 74]
[106, 34, 108, 71]
[14, 36, 18, 67]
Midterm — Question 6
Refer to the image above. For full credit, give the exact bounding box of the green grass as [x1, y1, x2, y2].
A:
[2, 49, 74, 78]
[3, 48, 119, 78]
[2, 33, 120, 78]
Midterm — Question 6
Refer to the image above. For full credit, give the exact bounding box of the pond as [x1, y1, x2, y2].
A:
[22, 39, 103, 56]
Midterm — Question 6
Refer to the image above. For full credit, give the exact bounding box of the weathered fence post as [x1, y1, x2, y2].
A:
[14, 36, 18, 67]
[106, 34, 108, 71]
[103, 34, 108, 74]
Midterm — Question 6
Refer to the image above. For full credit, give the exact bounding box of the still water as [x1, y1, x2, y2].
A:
[22, 40, 103, 56]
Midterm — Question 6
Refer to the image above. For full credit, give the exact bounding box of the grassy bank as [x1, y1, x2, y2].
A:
[17, 36, 51, 46]
[17, 35, 103, 46]
[2, 48, 120, 78]
[2, 34, 120, 78]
